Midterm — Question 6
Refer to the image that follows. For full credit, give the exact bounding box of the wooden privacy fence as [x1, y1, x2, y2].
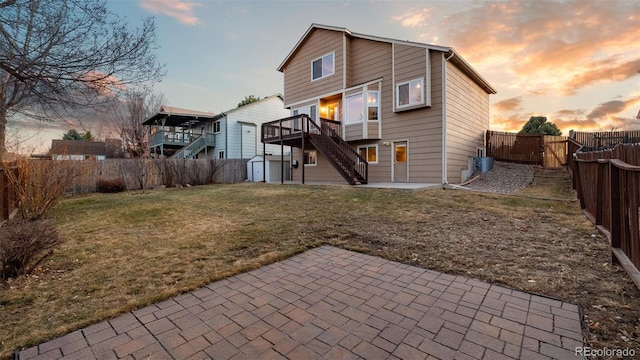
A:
[485, 131, 567, 168]
[66, 158, 248, 193]
[570, 143, 640, 289]
[0, 159, 248, 221]
[569, 130, 640, 152]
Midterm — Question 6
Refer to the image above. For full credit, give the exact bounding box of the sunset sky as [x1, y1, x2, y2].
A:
[11, 0, 640, 152]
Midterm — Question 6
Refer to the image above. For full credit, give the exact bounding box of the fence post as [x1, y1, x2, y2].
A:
[595, 160, 606, 225]
[610, 162, 621, 266]
[485, 131, 491, 157]
[574, 158, 585, 210]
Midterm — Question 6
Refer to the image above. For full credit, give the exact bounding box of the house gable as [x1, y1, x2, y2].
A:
[281, 28, 345, 107]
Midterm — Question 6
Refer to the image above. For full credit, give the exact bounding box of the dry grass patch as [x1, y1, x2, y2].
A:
[0, 170, 639, 358]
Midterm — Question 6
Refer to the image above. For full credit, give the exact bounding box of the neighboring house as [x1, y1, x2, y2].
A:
[50, 139, 123, 160]
[262, 24, 496, 185]
[144, 94, 291, 159]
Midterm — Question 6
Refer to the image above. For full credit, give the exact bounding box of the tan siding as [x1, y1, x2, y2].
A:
[345, 123, 362, 141]
[374, 51, 444, 183]
[393, 45, 429, 113]
[445, 61, 490, 183]
[290, 147, 345, 183]
[283, 29, 345, 107]
[367, 122, 380, 139]
[348, 38, 392, 87]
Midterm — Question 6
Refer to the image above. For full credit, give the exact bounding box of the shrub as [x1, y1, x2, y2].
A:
[1, 159, 83, 221]
[97, 178, 126, 193]
[0, 219, 62, 281]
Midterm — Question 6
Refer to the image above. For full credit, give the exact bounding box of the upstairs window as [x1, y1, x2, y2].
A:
[345, 93, 363, 124]
[367, 91, 379, 121]
[311, 52, 335, 81]
[213, 120, 221, 134]
[396, 78, 424, 108]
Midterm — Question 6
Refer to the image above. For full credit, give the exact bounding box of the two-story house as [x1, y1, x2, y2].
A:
[145, 94, 290, 159]
[261, 24, 496, 185]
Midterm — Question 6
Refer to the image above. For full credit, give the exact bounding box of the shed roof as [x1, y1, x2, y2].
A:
[277, 23, 496, 94]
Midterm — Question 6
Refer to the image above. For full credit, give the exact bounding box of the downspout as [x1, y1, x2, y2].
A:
[224, 118, 228, 158]
[442, 50, 455, 188]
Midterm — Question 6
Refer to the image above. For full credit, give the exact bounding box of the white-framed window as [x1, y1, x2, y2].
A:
[367, 91, 379, 121]
[311, 52, 335, 81]
[396, 78, 424, 108]
[345, 93, 363, 124]
[304, 150, 317, 166]
[218, 150, 225, 159]
[357, 144, 378, 164]
[213, 120, 221, 134]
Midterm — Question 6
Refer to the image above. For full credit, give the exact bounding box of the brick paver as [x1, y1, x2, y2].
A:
[17, 246, 585, 359]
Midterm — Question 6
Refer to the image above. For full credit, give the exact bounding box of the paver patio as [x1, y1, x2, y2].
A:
[18, 246, 585, 359]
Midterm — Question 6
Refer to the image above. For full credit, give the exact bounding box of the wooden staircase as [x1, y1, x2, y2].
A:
[261, 115, 368, 185]
[171, 134, 215, 159]
[307, 119, 368, 185]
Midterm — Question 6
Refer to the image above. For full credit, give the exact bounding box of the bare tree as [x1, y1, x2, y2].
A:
[108, 88, 165, 157]
[0, 0, 164, 155]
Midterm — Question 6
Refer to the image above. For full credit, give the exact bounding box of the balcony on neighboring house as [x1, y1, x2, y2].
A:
[143, 106, 217, 159]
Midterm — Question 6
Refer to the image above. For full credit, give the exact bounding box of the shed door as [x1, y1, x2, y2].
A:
[241, 124, 256, 159]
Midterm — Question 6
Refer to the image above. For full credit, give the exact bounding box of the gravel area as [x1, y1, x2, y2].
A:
[463, 161, 535, 194]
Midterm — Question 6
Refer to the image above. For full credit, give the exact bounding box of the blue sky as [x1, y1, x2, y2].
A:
[11, 0, 640, 152]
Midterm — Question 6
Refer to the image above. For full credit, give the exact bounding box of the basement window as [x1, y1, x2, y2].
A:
[304, 150, 317, 166]
[357, 144, 378, 164]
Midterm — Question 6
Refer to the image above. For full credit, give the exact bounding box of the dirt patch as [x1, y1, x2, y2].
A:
[326, 169, 639, 356]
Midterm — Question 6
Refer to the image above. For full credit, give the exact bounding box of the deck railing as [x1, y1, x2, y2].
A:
[150, 130, 216, 148]
[262, 115, 341, 142]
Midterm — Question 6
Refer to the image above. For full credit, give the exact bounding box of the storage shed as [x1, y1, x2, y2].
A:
[247, 155, 291, 182]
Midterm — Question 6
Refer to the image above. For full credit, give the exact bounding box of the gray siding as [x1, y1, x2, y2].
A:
[225, 96, 291, 159]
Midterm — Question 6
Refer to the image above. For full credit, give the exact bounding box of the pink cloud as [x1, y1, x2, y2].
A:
[393, 8, 431, 28]
[563, 58, 639, 95]
[139, 0, 201, 25]
[586, 96, 640, 120]
[493, 96, 522, 112]
[400, 0, 639, 96]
